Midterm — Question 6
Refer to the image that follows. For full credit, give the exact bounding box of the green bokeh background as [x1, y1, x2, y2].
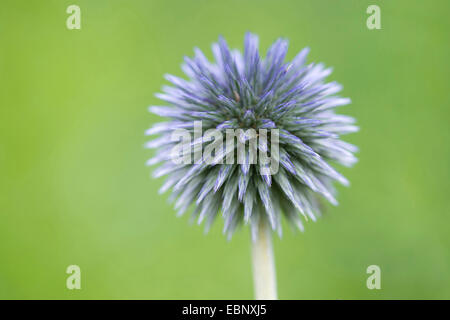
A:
[1, 0, 449, 299]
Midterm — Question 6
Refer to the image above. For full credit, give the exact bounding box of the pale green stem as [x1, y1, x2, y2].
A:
[251, 218, 278, 300]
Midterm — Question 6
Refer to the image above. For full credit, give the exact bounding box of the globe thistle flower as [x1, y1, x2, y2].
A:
[146, 33, 358, 299]
[146, 32, 357, 235]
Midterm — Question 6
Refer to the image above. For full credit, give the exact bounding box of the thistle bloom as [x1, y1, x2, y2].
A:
[146, 33, 358, 240]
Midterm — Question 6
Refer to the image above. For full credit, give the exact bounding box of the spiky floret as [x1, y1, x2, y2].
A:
[146, 33, 358, 239]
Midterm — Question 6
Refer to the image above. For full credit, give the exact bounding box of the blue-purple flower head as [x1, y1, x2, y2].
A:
[146, 33, 358, 239]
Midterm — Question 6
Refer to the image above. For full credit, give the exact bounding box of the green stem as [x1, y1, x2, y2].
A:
[251, 218, 278, 300]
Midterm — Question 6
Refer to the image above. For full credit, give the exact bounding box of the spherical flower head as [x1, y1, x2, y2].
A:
[146, 33, 358, 239]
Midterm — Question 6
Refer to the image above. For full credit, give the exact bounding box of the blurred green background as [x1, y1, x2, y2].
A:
[1, 0, 449, 299]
